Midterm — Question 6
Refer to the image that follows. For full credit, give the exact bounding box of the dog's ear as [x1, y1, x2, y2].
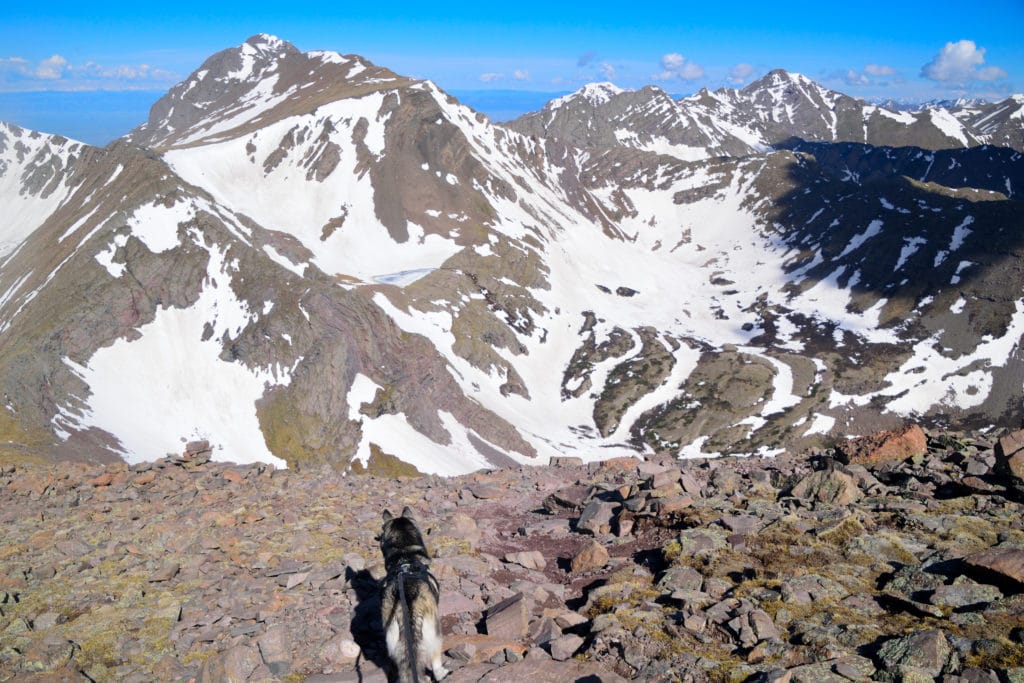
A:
[401, 506, 415, 519]
[382, 509, 393, 522]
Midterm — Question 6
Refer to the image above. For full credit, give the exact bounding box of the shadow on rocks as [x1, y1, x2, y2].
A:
[346, 567, 392, 680]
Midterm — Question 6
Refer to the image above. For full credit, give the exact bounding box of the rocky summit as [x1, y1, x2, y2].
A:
[3, 425, 1024, 681]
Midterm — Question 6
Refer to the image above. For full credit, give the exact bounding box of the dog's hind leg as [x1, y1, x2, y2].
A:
[422, 617, 449, 681]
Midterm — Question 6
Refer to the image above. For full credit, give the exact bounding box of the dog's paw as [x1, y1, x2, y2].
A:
[433, 665, 450, 681]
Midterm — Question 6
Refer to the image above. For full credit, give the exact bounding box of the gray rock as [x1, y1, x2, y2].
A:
[930, 580, 1002, 608]
[257, 624, 293, 676]
[147, 560, 180, 583]
[484, 592, 528, 640]
[198, 643, 261, 683]
[780, 573, 848, 603]
[720, 514, 762, 535]
[656, 564, 704, 592]
[876, 629, 955, 677]
[576, 500, 618, 535]
[446, 641, 477, 664]
[548, 633, 584, 661]
[790, 469, 862, 506]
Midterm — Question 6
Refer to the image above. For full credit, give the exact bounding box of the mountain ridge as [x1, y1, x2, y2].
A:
[0, 34, 1022, 472]
[508, 66, 1023, 157]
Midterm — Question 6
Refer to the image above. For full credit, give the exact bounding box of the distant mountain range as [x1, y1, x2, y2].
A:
[1, 34, 1022, 472]
[509, 70, 1024, 155]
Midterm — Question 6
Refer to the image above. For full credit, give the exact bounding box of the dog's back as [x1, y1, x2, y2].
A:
[379, 508, 448, 683]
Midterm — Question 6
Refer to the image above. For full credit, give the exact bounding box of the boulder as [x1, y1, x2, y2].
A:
[198, 644, 261, 683]
[835, 424, 927, 467]
[571, 540, 610, 573]
[996, 429, 1024, 481]
[965, 548, 1024, 587]
[876, 629, 954, 677]
[790, 470, 861, 506]
[503, 550, 547, 571]
[484, 592, 528, 640]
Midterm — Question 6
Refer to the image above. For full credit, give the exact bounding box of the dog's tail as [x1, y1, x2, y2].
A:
[398, 572, 420, 683]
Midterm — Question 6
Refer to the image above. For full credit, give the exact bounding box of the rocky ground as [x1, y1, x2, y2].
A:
[2, 425, 1024, 682]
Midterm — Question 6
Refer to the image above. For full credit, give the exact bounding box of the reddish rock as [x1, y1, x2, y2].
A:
[645, 467, 682, 490]
[7, 472, 56, 496]
[571, 539, 610, 573]
[650, 494, 694, 515]
[836, 424, 928, 467]
[504, 550, 547, 570]
[996, 429, 1024, 480]
[222, 469, 244, 483]
[131, 471, 157, 486]
[148, 560, 180, 583]
[996, 429, 1024, 459]
[598, 456, 641, 471]
[88, 472, 113, 487]
[965, 548, 1024, 586]
[444, 634, 526, 664]
[439, 591, 483, 617]
[185, 439, 211, 455]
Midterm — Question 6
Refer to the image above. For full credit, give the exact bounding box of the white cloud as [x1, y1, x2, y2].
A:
[0, 54, 180, 91]
[922, 40, 1007, 84]
[727, 63, 755, 85]
[844, 69, 870, 86]
[977, 65, 1008, 81]
[513, 69, 530, 81]
[34, 55, 68, 79]
[598, 62, 615, 81]
[864, 64, 896, 77]
[479, 72, 503, 82]
[655, 53, 704, 81]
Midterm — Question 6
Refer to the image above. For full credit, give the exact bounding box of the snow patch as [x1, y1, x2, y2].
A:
[56, 241, 292, 466]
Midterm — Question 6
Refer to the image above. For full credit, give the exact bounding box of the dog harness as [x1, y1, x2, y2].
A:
[388, 559, 436, 683]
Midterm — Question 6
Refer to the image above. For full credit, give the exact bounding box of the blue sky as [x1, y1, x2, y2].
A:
[2, 1, 1022, 143]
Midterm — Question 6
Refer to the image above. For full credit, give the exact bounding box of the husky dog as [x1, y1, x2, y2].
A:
[379, 507, 449, 683]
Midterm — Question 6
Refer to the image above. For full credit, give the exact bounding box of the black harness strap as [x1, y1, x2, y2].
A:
[396, 566, 420, 683]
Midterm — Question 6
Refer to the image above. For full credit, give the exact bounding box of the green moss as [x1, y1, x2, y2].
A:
[256, 389, 348, 469]
[350, 443, 422, 478]
[0, 412, 56, 465]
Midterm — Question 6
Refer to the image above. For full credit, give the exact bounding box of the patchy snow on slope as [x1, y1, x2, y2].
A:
[56, 241, 291, 466]
[95, 233, 129, 277]
[877, 299, 1024, 414]
[895, 236, 927, 271]
[838, 219, 884, 258]
[166, 94, 462, 283]
[347, 372, 501, 475]
[128, 198, 195, 253]
[949, 215, 974, 251]
[928, 108, 969, 146]
[0, 125, 83, 258]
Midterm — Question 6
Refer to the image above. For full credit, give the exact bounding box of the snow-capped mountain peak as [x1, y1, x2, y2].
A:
[550, 81, 627, 109]
[126, 35, 404, 150]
